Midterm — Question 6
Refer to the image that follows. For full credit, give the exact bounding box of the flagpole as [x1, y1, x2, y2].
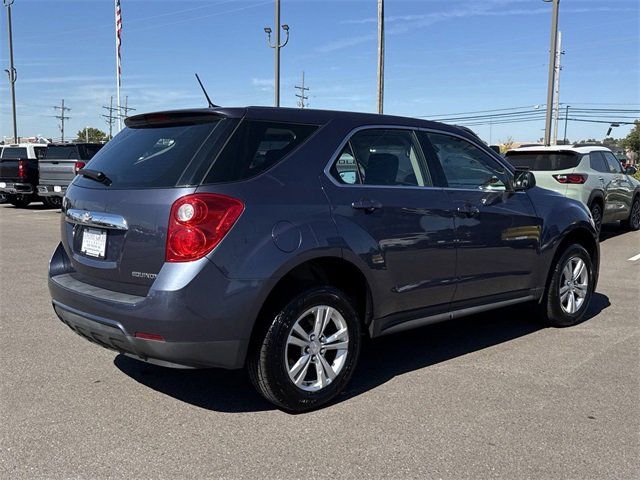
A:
[114, 0, 122, 132]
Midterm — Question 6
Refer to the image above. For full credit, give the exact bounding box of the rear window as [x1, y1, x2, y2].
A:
[204, 120, 318, 183]
[45, 146, 78, 159]
[505, 151, 580, 171]
[73, 121, 223, 189]
[1, 147, 27, 159]
[77, 144, 102, 160]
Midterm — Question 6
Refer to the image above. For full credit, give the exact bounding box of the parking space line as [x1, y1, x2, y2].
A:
[628, 253, 640, 262]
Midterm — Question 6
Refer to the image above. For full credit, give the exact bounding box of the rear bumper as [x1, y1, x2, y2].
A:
[52, 301, 245, 369]
[48, 242, 269, 369]
[0, 182, 34, 195]
[37, 184, 67, 197]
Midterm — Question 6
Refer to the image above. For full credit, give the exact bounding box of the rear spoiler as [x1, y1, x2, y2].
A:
[125, 110, 226, 128]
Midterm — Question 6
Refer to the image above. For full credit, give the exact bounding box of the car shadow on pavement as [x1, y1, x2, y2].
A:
[599, 224, 633, 243]
[114, 293, 610, 414]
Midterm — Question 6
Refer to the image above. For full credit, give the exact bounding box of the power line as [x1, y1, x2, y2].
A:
[53, 99, 71, 143]
[102, 96, 117, 139]
[118, 95, 136, 120]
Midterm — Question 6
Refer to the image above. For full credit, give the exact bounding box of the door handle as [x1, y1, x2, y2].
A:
[351, 199, 382, 212]
[598, 177, 604, 183]
[456, 204, 480, 217]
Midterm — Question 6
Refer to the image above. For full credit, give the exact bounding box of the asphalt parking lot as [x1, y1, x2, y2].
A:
[1, 203, 638, 479]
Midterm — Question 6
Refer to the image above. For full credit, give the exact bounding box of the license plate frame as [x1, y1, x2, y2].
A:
[81, 228, 107, 259]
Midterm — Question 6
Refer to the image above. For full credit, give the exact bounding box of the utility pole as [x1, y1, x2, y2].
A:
[118, 95, 136, 120]
[4, 0, 18, 143]
[377, 0, 385, 114]
[264, 0, 290, 107]
[102, 96, 117, 139]
[53, 99, 71, 143]
[543, 0, 560, 146]
[563, 105, 570, 144]
[295, 71, 309, 108]
[552, 31, 564, 145]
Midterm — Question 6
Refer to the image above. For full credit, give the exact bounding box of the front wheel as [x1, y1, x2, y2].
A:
[539, 244, 594, 327]
[248, 286, 362, 412]
[43, 196, 63, 209]
[622, 196, 640, 231]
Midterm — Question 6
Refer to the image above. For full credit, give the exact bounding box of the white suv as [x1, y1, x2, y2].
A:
[505, 145, 640, 233]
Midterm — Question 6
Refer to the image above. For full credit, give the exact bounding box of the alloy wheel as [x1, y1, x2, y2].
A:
[631, 200, 640, 229]
[285, 305, 349, 392]
[590, 204, 602, 233]
[559, 256, 589, 314]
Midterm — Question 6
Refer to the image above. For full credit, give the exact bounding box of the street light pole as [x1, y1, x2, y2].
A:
[563, 105, 569, 144]
[4, 0, 18, 143]
[543, 0, 560, 146]
[264, 0, 289, 107]
[377, 0, 384, 114]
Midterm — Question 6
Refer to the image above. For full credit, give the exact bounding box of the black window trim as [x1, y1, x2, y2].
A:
[324, 124, 515, 191]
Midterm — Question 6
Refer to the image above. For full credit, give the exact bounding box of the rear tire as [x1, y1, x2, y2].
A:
[43, 196, 62, 209]
[248, 286, 362, 412]
[538, 244, 594, 327]
[8, 195, 31, 208]
[589, 202, 603, 235]
[622, 196, 640, 231]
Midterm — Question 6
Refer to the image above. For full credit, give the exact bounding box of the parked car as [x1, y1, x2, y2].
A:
[505, 145, 640, 233]
[49, 107, 599, 412]
[37, 143, 103, 208]
[0, 143, 47, 208]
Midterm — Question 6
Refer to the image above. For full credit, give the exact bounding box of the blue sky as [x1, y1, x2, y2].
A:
[1, 0, 638, 144]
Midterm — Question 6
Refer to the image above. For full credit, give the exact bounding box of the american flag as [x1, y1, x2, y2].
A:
[115, 0, 122, 86]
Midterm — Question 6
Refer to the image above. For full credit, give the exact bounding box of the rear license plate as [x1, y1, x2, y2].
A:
[54, 186, 62, 193]
[0, 182, 6, 188]
[81, 228, 107, 258]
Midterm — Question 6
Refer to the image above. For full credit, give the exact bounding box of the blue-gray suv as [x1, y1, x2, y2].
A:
[48, 107, 599, 411]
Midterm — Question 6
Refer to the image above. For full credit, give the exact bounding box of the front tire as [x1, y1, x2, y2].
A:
[539, 244, 594, 327]
[589, 202, 603, 235]
[248, 286, 362, 412]
[43, 196, 63, 209]
[622, 196, 640, 231]
[8, 195, 31, 208]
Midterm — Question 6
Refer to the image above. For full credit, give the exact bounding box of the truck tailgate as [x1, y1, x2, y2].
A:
[39, 159, 76, 185]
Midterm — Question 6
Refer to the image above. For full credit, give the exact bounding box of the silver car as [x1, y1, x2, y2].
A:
[506, 145, 640, 233]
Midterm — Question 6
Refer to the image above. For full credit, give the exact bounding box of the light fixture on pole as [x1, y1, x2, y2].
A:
[606, 123, 620, 137]
[3, 0, 18, 144]
[543, 0, 560, 146]
[264, 0, 290, 107]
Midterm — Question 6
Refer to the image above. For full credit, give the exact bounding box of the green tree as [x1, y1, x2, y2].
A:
[75, 127, 107, 143]
[621, 120, 640, 154]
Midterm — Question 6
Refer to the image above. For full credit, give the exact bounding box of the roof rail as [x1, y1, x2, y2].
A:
[572, 143, 604, 148]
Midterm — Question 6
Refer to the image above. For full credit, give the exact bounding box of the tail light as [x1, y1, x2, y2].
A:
[17, 159, 27, 179]
[74, 161, 86, 174]
[166, 193, 244, 262]
[553, 173, 588, 184]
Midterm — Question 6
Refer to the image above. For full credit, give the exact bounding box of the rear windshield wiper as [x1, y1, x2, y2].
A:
[79, 168, 112, 186]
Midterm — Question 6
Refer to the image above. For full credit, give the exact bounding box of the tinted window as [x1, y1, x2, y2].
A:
[603, 151, 622, 173]
[506, 151, 580, 171]
[427, 133, 508, 190]
[77, 144, 103, 160]
[589, 152, 609, 173]
[347, 129, 431, 187]
[331, 142, 361, 185]
[73, 121, 220, 189]
[45, 146, 78, 159]
[1, 147, 27, 159]
[204, 120, 318, 183]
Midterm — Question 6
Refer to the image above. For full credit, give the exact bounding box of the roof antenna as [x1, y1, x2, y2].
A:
[195, 73, 218, 108]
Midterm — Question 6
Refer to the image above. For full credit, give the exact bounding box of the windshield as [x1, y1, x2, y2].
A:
[73, 121, 222, 189]
[505, 151, 580, 171]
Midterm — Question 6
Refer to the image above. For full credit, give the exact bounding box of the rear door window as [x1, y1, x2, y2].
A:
[204, 120, 318, 183]
[339, 129, 432, 187]
[1, 147, 27, 159]
[589, 151, 609, 173]
[73, 120, 223, 189]
[505, 151, 580, 171]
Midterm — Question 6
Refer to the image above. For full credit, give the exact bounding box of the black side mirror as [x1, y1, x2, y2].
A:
[513, 169, 536, 191]
[625, 166, 637, 175]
